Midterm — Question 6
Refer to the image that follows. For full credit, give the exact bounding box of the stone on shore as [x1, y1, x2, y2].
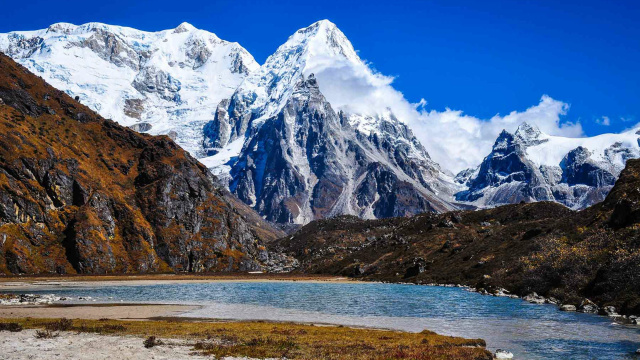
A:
[601, 306, 619, 317]
[495, 349, 514, 359]
[0, 294, 62, 306]
[560, 304, 577, 312]
[523, 292, 546, 304]
[579, 299, 599, 314]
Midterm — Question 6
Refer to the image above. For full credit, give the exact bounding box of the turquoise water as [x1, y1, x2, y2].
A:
[6, 281, 640, 359]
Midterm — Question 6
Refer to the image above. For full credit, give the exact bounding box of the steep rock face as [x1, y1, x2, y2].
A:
[0, 53, 285, 275]
[229, 75, 347, 223]
[226, 74, 454, 223]
[456, 123, 639, 209]
[0, 22, 259, 157]
[202, 20, 460, 223]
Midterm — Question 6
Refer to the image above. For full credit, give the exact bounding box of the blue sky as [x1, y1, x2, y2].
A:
[2, 0, 638, 136]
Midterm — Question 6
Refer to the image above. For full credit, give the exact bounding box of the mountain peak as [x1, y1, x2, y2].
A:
[297, 19, 339, 35]
[282, 20, 360, 65]
[221, 20, 360, 126]
[493, 129, 515, 151]
[174, 22, 196, 33]
[515, 122, 542, 140]
[46, 22, 78, 34]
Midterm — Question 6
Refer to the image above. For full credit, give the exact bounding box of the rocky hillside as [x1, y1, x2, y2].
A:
[456, 122, 640, 209]
[276, 158, 640, 315]
[0, 53, 286, 275]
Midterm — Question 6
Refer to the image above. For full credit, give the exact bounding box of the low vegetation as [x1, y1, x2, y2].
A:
[0, 322, 23, 332]
[44, 318, 73, 331]
[1, 317, 492, 359]
[0, 273, 342, 283]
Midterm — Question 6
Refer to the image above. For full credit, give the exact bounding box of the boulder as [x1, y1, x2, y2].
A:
[546, 297, 559, 305]
[493, 288, 511, 297]
[601, 306, 619, 317]
[438, 219, 455, 228]
[523, 292, 546, 304]
[560, 304, 577, 312]
[495, 349, 514, 359]
[579, 299, 599, 314]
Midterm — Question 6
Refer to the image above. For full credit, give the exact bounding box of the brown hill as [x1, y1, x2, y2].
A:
[276, 159, 640, 315]
[0, 53, 284, 275]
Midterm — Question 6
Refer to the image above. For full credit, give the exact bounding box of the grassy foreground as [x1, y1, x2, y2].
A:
[0, 317, 492, 360]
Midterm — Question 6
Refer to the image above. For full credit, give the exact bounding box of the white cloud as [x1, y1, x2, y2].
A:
[306, 50, 585, 174]
[411, 96, 583, 173]
[596, 116, 611, 126]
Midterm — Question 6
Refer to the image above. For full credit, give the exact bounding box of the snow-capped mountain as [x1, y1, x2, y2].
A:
[202, 20, 460, 223]
[0, 22, 258, 156]
[8, 19, 635, 222]
[456, 122, 640, 209]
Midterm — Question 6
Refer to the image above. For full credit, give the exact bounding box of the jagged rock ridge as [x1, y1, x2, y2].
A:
[456, 122, 640, 209]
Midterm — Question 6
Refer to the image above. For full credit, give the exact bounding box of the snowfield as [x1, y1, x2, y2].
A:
[0, 22, 258, 157]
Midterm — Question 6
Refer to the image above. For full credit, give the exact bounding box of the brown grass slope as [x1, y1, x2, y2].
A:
[0, 53, 283, 275]
[276, 159, 640, 315]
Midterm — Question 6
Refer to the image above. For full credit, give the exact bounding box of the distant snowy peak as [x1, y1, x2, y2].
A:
[203, 19, 429, 157]
[457, 122, 640, 209]
[0, 22, 258, 156]
[225, 20, 360, 127]
[287, 19, 360, 65]
[174, 22, 197, 33]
